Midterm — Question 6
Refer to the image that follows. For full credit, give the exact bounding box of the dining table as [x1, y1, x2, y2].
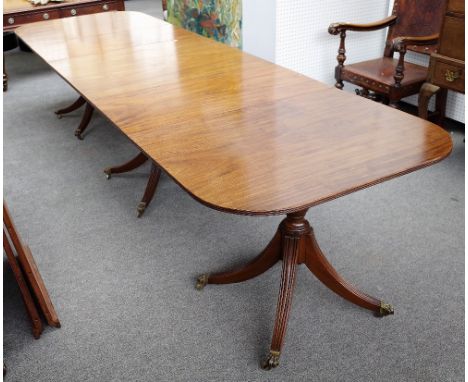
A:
[14, 11, 453, 369]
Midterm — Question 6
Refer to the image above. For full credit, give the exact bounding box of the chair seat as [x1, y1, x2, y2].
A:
[342, 57, 428, 87]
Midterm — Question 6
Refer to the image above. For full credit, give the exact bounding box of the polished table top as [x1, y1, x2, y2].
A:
[15, 11, 452, 215]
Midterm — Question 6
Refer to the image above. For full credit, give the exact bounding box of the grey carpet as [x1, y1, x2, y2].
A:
[3, 1, 465, 381]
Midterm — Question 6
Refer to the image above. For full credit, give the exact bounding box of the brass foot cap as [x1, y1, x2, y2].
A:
[137, 202, 147, 218]
[75, 129, 83, 140]
[195, 274, 209, 290]
[103, 169, 112, 179]
[375, 302, 394, 317]
[55, 113, 63, 119]
[261, 351, 280, 370]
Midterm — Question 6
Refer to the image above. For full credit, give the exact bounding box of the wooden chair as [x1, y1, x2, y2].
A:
[328, 0, 447, 107]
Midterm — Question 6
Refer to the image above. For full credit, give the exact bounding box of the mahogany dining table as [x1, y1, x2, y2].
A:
[15, 11, 452, 369]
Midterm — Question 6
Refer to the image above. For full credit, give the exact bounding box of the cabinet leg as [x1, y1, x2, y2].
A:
[418, 82, 440, 121]
[434, 88, 448, 127]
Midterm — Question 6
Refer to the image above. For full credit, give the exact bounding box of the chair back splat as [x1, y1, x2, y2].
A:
[385, 0, 447, 56]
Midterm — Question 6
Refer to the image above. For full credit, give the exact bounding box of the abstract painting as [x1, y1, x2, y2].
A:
[167, 0, 242, 48]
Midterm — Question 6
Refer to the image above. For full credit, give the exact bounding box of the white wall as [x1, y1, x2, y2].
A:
[242, 0, 276, 62]
[275, 0, 390, 86]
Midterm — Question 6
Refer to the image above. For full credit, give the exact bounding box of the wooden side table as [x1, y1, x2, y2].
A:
[419, 0, 465, 124]
[3, 0, 125, 91]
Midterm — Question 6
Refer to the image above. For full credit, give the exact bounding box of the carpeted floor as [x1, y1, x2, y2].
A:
[3, 1, 465, 381]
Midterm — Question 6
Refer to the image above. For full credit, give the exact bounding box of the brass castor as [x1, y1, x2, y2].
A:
[75, 130, 83, 140]
[375, 302, 394, 317]
[261, 351, 280, 370]
[55, 113, 63, 119]
[195, 274, 209, 290]
[103, 169, 112, 180]
[137, 202, 147, 218]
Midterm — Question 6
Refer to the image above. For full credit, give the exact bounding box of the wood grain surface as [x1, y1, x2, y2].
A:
[15, 11, 453, 215]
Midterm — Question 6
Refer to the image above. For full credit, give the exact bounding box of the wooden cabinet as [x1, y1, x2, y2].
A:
[4, 9, 60, 27]
[3, 0, 124, 31]
[419, 0, 465, 123]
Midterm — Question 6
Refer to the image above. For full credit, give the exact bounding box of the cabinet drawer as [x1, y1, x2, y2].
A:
[432, 60, 465, 93]
[59, 1, 123, 18]
[4, 9, 60, 27]
[448, 0, 464, 14]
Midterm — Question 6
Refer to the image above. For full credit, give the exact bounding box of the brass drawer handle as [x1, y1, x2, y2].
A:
[70, 8, 77, 16]
[43, 13, 50, 20]
[8, 17, 14, 25]
[102, 4, 109, 10]
[445, 69, 460, 82]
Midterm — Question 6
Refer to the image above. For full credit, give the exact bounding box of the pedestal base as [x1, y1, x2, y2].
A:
[197, 210, 393, 369]
[55, 96, 95, 139]
[104, 153, 161, 217]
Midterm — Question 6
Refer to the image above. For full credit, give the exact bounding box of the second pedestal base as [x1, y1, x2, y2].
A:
[104, 152, 161, 217]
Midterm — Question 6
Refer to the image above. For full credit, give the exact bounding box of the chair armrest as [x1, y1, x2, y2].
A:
[392, 34, 439, 87]
[328, 15, 397, 35]
[392, 34, 439, 52]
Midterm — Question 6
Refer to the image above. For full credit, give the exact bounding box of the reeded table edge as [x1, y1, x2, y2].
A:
[159, 144, 453, 216]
